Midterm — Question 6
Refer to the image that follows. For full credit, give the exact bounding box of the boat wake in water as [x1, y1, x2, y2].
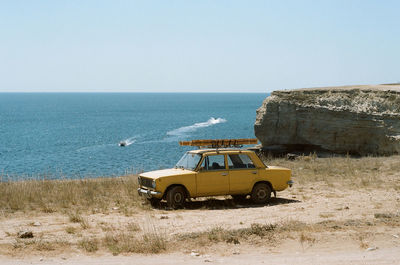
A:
[119, 137, 136, 147]
[166, 117, 227, 137]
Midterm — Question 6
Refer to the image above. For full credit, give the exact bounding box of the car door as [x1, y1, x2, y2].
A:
[227, 153, 258, 193]
[195, 154, 230, 196]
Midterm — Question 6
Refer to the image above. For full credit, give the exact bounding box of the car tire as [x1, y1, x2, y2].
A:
[251, 183, 271, 204]
[166, 186, 186, 209]
[147, 198, 161, 207]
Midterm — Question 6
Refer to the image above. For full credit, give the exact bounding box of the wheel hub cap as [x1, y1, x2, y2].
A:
[174, 193, 182, 202]
[257, 190, 266, 199]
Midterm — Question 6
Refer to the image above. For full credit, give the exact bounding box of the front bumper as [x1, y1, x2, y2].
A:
[137, 188, 162, 199]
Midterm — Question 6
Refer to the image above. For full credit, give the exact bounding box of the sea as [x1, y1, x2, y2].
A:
[0, 93, 268, 180]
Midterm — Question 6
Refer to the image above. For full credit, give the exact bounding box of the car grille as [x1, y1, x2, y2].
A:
[139, 177, 153, 188]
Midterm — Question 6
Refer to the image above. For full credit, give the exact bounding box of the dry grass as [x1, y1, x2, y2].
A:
[174, 213, 400, 252]
[0, 175, 141, 215]
[103, 223, 166, 255]
[357, 234, 370, 249]
[5, 212, 400, 255]
[264, 154, 400, 188]
[176, 221, 305, 249]
[68, 211, 90, 229]
[1, 156, 400, 256]
[12, 238, 71, 252]
[65, 226, 76, 234]
[299, 232, 316, 250]
[177, 223, 277, 246]
[9, 220, 165, 255]
[78, 238, 99, 253]
[374, 212, 400, 226]
[1, 156, 399, 216]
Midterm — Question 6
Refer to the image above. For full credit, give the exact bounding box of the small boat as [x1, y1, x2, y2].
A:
[119, 141, 126, 147]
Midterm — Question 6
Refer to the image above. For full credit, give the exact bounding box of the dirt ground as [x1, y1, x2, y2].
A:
[1, 157, 400, 264]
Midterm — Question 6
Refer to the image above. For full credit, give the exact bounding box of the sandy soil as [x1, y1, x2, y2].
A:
[2, 247, 400, 265]
[1, 177, 400, 264]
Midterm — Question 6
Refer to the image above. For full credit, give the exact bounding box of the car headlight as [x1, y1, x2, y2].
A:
[138, 176, 141, 185]
[152, 180, 156, 189]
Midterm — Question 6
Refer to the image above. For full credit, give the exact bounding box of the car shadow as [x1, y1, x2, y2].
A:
[154, 196, 300, 211]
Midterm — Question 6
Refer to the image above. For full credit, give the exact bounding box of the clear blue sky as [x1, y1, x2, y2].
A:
[0, 0, 399, 92]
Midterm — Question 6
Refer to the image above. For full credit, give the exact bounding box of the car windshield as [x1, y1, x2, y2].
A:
[175, 152, 201, 170]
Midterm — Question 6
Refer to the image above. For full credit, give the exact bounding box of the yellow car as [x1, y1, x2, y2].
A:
[137, 139, 293, 208]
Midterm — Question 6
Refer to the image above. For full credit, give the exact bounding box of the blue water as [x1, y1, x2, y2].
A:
[0, 93, 267, 179]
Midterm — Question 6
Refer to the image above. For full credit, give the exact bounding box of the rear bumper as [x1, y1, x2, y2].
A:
[137, 188, 162, 199]
[287, 180, 294, 187]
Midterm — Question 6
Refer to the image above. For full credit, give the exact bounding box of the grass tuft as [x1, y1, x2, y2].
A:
[68, 212, 90, 229]
[103, 223, 166, 255]
[78, 238, 99, 253]
[65, 226, 76, 234]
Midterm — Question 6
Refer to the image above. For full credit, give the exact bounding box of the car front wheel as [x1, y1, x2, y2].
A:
[251, 183, 271, 204]
[147, 198, 161, 207]
[166, 186, 186, 209]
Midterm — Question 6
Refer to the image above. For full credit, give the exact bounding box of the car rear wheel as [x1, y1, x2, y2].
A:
[166, 186, 186, 209]
[251, 183, 271, 204]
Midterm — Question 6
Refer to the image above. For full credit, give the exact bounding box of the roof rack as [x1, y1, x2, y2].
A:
[179, 138, 258, 149]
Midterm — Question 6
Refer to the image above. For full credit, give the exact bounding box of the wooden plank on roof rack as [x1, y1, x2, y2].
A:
[179, 138, 258, 147]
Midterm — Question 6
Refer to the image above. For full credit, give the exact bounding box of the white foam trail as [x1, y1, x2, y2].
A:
[167, 117, 227, 137]
[121, 137, 136, 146]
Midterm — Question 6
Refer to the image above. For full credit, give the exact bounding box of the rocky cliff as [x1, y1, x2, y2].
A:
[254, 84, 400, 155]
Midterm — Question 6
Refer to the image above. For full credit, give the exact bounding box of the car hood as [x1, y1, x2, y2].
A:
[140, 168, 195, 179]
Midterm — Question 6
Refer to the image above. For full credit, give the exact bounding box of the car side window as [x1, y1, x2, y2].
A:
[199, 157, 207, 171]
[227, 154, 255, 169]
[201, 155, 226, 170]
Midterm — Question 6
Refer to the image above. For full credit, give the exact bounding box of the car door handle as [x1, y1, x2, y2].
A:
[221, 173, 228, 176]
[252, 171, 257, 174]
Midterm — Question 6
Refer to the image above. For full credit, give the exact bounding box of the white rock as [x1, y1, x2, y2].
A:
[255, 85, 400, 155]
[366, 247, 378, 251]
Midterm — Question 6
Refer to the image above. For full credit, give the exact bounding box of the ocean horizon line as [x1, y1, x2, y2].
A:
[0, 91, 269, 94]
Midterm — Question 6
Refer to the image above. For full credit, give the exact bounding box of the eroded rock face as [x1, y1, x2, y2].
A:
[254, 85, 400, 155]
